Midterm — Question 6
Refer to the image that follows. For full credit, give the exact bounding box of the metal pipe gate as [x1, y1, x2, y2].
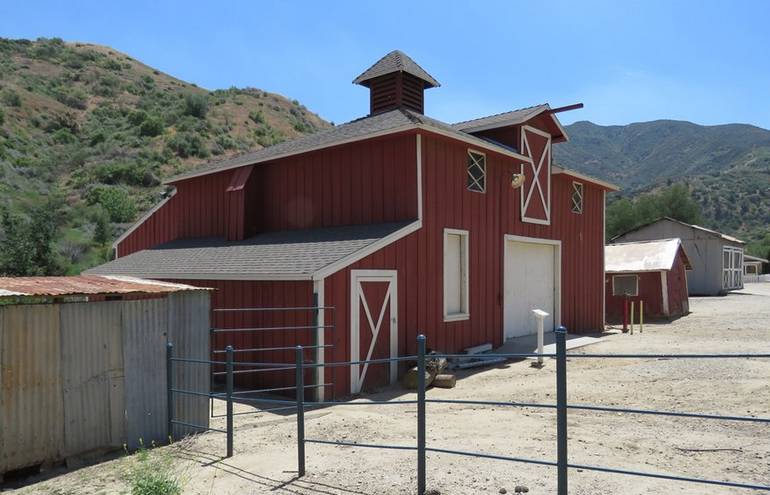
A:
[167, 327, 770, 493]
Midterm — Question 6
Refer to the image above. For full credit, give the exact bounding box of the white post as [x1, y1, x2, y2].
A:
[532, 309, 549, 367]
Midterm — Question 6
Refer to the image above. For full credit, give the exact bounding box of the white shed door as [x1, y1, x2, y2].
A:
[504, 240, 555, 339]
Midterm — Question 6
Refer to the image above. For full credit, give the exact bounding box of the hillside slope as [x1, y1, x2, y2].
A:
[554, 120, 770, 246]
[0, 37, 330, 273]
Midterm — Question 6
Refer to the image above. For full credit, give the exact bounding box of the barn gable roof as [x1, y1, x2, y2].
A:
[611, 217, 745, 245]
[86, 222, 415, 281]
[451, 104, 550, 132]
[605, 238, 692, 273]
[165, 108, 534, 184]
[353, 50, 440, 88]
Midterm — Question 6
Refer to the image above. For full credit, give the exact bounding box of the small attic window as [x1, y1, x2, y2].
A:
[467, 150, 486, 193]
[571, 182, 584, 214]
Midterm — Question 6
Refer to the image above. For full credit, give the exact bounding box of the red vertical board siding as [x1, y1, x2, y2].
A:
[117, 134, 418, 257]
[252, 134, 418, 232]
[605, 272, 664, 321]
[667, 249, 690, 317]
[162, 279, 315, 392]
[122, 128, 607, 399]
[117, 171, 232, 256]
[605, 250, 689, 322]
[323, 132, 606, 397]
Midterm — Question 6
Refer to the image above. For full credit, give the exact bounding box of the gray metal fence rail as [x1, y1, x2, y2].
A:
[166, 327, 770, 493]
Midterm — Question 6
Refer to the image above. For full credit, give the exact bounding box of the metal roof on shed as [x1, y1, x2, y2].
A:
[0, 275, 205, 298]
[605, 238, 692, 273]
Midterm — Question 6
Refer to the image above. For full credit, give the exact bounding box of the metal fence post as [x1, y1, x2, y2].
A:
[555, 326, 568, 495]
[166, 342, 174, 442]
[417, 334, 426, 495]
[296, 346, 306, 477]
[226, 345, 234, 458]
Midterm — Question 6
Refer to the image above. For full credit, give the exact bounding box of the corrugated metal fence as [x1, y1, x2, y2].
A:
[0, 291, 210, 475]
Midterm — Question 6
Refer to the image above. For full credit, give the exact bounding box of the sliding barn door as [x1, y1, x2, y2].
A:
[350, 270, 398, 394]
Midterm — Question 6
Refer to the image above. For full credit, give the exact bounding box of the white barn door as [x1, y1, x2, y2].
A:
[504, 237, 560, 339]
[350, 270, 398, 394]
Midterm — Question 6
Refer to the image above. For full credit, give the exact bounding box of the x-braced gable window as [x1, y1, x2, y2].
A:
[571, 182, 584, 214]
[467, 150, 486, 193]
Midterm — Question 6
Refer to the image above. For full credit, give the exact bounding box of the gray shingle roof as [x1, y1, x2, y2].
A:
[86, 222, 413, 279]
[166, 109, 419, 183]
[165, 108, 529, 184]
[353, 50, 440, 88]
[452, 104, 550, 132]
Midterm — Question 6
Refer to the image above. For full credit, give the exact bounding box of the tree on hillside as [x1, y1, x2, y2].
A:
[0, 197, 65, 276]
[606, 184, 703, 240]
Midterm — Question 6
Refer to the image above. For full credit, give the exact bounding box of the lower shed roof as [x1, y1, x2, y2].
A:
[605, 238, 692, 273]
[85, 222, 413, 281]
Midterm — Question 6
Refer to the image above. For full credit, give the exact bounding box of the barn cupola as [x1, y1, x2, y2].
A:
[353, 50, 440, 115]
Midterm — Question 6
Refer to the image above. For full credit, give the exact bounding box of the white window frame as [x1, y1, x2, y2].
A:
[612, 274, 639, 296]
[571, 181, 584, 214]
[466, 149, 486, 193]
[443, 228, 470, 321]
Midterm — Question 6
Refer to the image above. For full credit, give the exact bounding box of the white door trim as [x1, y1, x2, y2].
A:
[350, 269, 398, 394]
[660, 271, 670, 316]
[503, 235, 561, 340]
[313, 278, 325, 401]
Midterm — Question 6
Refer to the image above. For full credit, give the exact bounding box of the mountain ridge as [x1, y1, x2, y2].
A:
[553, 118, 770, 252]
[0, 37, 330, 274]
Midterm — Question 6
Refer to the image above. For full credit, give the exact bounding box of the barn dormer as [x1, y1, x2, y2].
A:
[353, 50, 440, 115]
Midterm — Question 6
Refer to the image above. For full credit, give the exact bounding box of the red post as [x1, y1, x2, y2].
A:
[622, 295, 629, 333]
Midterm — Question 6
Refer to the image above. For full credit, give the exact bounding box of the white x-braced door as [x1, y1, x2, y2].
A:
[350, 270, 398, 394]
[520, 125, 552, 225]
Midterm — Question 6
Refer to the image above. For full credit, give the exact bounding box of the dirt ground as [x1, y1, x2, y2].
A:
[8, 284, 770, 494]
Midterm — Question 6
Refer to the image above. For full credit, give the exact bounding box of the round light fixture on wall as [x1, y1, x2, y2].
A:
[511, 173, 525, 189]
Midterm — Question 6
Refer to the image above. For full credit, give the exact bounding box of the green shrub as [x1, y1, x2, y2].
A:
[0, 108, 4, 125]
[127, 444, 182, 495]
[128, 110, 148, 126]
[92, 207, 112, 245]
[139, 116, 164, 137]
[166, 132, 208, 158]
[51, 128, 76, 144]
[91, 161, 159, 187]
[86, 186, 137, 222]
[183, 93, 208, 118]
[53, 87, 87, 110]
[1, 89, 21, 107]
[248, 110, 264, 124]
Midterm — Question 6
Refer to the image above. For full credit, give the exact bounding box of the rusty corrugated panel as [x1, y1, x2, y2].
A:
[0, 275, 206, 298]
[60, 302, 126, 456]
[121, 299, 168, 449]
[0, 304, 64, 472]
[167, 291, 210, 437]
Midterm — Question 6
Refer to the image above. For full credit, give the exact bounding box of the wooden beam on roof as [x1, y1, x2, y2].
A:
[546, 103, 584, 114]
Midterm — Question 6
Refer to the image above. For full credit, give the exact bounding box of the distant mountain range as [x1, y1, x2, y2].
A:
[554, 120, 770, 245]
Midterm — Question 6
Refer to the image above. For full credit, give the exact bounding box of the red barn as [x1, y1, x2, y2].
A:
[605, 238, 692, 321]
[88, 51, 617, 397]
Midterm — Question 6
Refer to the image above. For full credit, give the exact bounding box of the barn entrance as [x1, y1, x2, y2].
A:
[350, 270, 398, 394]
[503, 236, 560, 340]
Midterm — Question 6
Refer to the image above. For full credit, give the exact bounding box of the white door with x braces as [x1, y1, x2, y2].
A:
[520, 125, 552, 225]
[350, 270, 398, 394]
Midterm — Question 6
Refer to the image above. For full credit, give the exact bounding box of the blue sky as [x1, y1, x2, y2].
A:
[2, 0, 769, 129]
